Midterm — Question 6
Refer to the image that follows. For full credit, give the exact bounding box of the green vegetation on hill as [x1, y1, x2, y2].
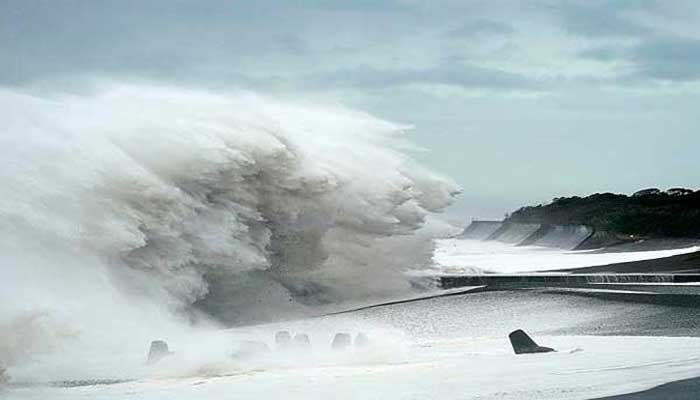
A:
[507, 188, 700, 238]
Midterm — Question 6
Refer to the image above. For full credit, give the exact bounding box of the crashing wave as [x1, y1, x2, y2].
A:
[0, 83, 458, 368]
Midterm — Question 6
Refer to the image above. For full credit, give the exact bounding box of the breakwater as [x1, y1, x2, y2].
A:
[460, 220, 503, 240]
[460, 221, 596, 250]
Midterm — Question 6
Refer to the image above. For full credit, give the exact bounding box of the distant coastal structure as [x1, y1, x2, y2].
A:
[460, 221, 594, 250]
[460, 220, 504, 240]
[460, 187, 700, 250]
[507, 187, 700, 240]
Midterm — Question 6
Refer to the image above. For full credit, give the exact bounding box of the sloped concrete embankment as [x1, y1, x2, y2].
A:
[527, 225, 594, 250]
[460, 220, 503, 240]
[461, 220, 660, 251]
[575, 230, 630, 250]
[486, 223, 541, 244]
[489, 222, 593, 250]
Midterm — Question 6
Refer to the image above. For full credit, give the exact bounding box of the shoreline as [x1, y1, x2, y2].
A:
[591, 376, 700, 399]
[564, 249, 700, 274]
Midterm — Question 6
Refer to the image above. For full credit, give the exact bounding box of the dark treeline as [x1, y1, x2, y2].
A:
[507, 188, 700, 238]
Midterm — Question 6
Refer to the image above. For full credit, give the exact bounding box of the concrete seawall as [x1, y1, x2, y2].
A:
[460, 220, 503, 240]
[575, 230, 629, 250]
[439, 273, 700, 289]
[487, 223, 541, 244]
[436, 273, 700, 307]
[529, 225, 594, 249]
[461, 221, 600, 250]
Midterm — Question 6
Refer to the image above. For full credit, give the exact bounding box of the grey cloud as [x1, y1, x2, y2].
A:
[446, 19, 514, 37]
[580, 36, 700, 82]
[633, 36, 700, 81]
[0, 0, 312, 85]
[306, 0, 411, 13]
[578, 47, 622, 62]
[559, 1, 652, 37]
[308, 63, 541, 91]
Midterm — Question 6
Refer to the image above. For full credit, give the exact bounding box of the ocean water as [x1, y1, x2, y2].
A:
[5, 289, 700, 400]
[4, 235, 700, 398]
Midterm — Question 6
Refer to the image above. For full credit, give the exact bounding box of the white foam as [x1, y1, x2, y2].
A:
[5, 334, 700, 400]
[0, 83, 457, 378]
[432, 239, 700, 274]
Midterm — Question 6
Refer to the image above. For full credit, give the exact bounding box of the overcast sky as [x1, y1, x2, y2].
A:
[3, 0, 700, 219]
